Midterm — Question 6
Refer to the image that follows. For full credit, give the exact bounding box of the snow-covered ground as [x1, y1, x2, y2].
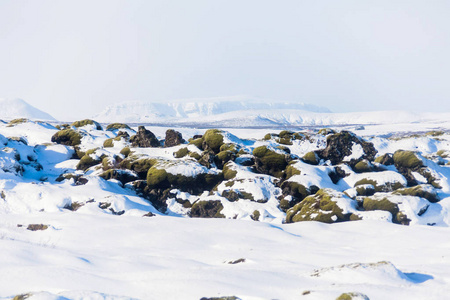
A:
[2, 118, 450, 299]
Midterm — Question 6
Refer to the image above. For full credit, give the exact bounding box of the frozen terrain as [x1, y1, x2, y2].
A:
[0, 98, 55, 121]
[1, 116, 450, 299]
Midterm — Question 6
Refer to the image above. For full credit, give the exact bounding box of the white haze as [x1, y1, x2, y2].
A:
[0, 1, 449, 120]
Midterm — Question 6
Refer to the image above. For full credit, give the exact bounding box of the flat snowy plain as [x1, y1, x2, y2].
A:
[1, 118, 450, 300]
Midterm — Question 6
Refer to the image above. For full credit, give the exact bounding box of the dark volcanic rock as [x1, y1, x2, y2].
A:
[317, 131, 377, 165]
[164, 129, 184, 147]
[130, 126, 160, 148]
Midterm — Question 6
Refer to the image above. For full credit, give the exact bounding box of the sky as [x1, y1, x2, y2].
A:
[0, 0, 449, 121]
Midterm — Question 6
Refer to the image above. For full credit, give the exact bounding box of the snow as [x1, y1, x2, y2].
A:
[0, 98, 56, 121]
[2, 116, 450, 299]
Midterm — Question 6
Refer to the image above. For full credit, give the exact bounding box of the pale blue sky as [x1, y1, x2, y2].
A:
[0, 0, 449, 120]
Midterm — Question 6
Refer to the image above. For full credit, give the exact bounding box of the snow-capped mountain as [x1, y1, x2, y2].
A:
[0, 98, 56, 121]
[93, 96, 450, 127]
[93, 96, 332, 124]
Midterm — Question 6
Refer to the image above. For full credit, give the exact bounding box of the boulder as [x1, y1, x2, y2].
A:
[164, 129, 184, 147]
[130, 126, 160, 148]
[317, 131, 377, 165]
[190, 200, 225, 218]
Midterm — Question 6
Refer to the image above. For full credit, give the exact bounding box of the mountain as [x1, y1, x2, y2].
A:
[93, 96, 450, 127]
[0, 98, 56, 121]
[93, 96, 331, 125]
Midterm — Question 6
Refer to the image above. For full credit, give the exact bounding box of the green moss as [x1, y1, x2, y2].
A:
[102, 156, 115, 170]
[251, 210, 260, 221]
[189, 152, 202, 160]
[120, 157, 156, 178]
[120, 147, 131, 157]
[51, 129, 83, 146]
[336, 292, 369, 300]
[282, 181, 309, 200]
[223, 162, 238, 180]
[106, 123, 131, 131]
[174, 147, 189, 158]
[103, 138, 114, 148]
[393, 150, 423, 169]
[217, 150, 234, 163]
[188, 137, 204, 150]
[12, 293, 32, 300]
[276, 137, 293, 145]
[353, 160, 372, 173]
[426, 130, 444, 137]
[355, 184, 375, 196]
[279, 130, 294, 139]
[286, 189, 350, 223]
[363, 197, 399, 218]
[302, 151, 319, 165]
[190, 200, 225, 218]
[220, 143, 236, 152]
[7, 118, 29, 126]
[437, 149, 449, 158]
[263, 133, 273, 140]
[77, 153, 101, 171]
[203, 129, 224, 153]
[285, 164, 301, 179]
[71, 119, 102, 130]
[252, 146, 287, 175]
[393, 185, 439, 202]
[147, 167, 168, 188]
[354, 178, 403, 192]
[318, 128, 336, 135]
[374, 153, 394, 165]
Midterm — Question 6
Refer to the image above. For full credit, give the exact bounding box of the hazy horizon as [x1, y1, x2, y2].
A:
[1, 1, 449, 120]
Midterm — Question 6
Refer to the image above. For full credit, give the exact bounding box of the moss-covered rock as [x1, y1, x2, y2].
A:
[251, 210, 260, 221]
[71, 119, 102, 130]
[318, 128, 336, 135]
[317, 131, 377, 165]
[147, 167, 169, 189]
[363, 196, 399, 221]
[189, 152, 202, 160]
[353, 160, 372, 173]
[100, 169, 138, 185]
[354, 178, 404, 193]
[106, 123, 131, 131]
[253, 146, 288, 177]
[336, 292, 370, 300]
[174, 147, 189, 158]
[355, 184, 375, 196]
[77, 153, 102, 171]
[286, 189, 352, 223]
[51, 129, 82, 146]
[392, 150, 425, 186]
[188, 137, 204, 150]
[120, 147, 131, 157]
[393, 184, 439, 203]
[7, 118, 29, 127]
[216, 150, 236, 166]
[393, 150, 424, 169]
[281, 181, 309, 201]
[103, 138, 114, 148]
[302, 151, 319, 165]
[102, 156, 116, 170]
[203, 129, 224, 154]
[285, 164, 301, 179]
[223, 162, 238, 180]
[190, 200, 225, 218]
[375, 153, 394, 165]
[120, 156, 157, 179]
